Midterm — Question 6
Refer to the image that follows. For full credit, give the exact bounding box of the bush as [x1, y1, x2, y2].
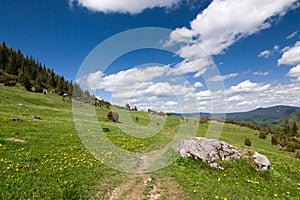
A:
[199, 117, 210, 124]
[4, 80, 17, 86]
[135, 116, 139, 122]
[244, 138, 251, 146]
[296, 151, 300, 159]
[286, 142, 295, 152]
[107, 111, 119, 122]
[271, 135, 278, 145]
[294, 142, 300, 150]
[259, 131, 267, 139]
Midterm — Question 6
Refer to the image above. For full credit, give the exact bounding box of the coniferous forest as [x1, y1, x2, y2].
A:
[0, 42, 72, 94]
[0, 42, 110, 108]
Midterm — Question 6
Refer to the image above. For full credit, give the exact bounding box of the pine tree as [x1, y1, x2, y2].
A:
[6, 51, 18, 75]
[292, 122, 298, 136]
[0, 42, 9, 70]
[21, 75, 31, 91]
[283, 119, 290, 135]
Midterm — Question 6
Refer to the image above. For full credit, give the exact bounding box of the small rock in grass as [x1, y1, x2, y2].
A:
[32, 115, 42, 120]
[4, 138, 26, 143]
[253, 152, 270, 172]
[18, 103, 27, 107]
[11, 118, 20, 122]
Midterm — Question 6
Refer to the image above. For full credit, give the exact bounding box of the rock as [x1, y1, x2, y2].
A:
[4, 138, 26, 143]
[175, 138, 271, 172]
[174, 138, 241, 170]
[18, 103, 27, 107]
[32, 115, 42, 120]
[107, 111, 119, 122]
[253, 152, 270, 172]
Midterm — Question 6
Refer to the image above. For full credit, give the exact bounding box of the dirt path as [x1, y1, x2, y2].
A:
[93, 174, 183, 200]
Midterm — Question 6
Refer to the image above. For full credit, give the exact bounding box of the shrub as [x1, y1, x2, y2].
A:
[293, 141, 300, 150]
[286, 142, 295, 152]
[271, 135, 278, 145]
[135, 116, 139, 122]
[199, 117, 210, 124]
[244, 138, 251, 146]
[4, 80, 17, 86]
[102, 127, 110, 132]
[259, 131, 267, 139]
[107, 111, 119, 122]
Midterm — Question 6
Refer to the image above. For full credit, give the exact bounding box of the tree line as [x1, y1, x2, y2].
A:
[0, 41, 110, 108]
[223, 119, 300, 154]
[0, 42, 72, 94]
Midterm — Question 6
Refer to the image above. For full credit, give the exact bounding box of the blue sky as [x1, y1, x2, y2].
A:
[1, 0, 300, 113]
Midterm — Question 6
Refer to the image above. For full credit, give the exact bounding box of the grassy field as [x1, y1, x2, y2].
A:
[0, 85, 299, 199]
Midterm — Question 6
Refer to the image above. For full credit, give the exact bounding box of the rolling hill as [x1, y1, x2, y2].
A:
[173, 105, 300, 127]
[0, 85, 300, 199]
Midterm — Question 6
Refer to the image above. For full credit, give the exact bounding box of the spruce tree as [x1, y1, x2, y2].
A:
[21, 75, 31, 91]
[292, 122, 298, 136]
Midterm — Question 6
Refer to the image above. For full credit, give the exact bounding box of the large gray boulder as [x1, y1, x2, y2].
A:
[174, 138, 270, 172]
[174, 138, 241, 170]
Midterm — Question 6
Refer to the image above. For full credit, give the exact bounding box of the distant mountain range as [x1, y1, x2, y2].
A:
[172, 105, 300, 127]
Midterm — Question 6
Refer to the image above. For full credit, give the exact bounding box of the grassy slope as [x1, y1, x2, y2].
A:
[0, 85, 125, 199]
[0, 85, 299, 199]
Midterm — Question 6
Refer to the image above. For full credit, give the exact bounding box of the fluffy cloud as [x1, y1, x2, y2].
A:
[168, 0, 297, 57]
[258, 50, 272, 58]
[84, 66, 300, 112]
[208, 73, 238, 82]
[194, 81, 203, 88]
[229, 80, 271, 93]
[82, 65, 199, 112]
[257, 45, 280, 58]
[278, 41, 300, 66]
[187, 80, 300, 112]
[273, 45, 280, 51]
[86, 65, 169, 91]
[258, 45, 280, 58]
[287, 65, 300, 81]
[167, 57, 211, 76]
[76, 0, 300, 113]
[69, 0, 181, 14]
[225, 82, 300, 112]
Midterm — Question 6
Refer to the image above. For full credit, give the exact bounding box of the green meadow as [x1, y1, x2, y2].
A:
[0, 85, 299, 199]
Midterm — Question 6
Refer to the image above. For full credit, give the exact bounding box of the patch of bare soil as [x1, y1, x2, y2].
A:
[94, 174, 183, 200]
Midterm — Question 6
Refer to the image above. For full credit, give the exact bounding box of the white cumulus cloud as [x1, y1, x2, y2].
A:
[168, 0, 297, 57]
[258, 50, 272, 58]
[287, 64, 300, 81]
[86, 65, 170, 92]
[258, 45, 280, 58]
[278, 41, 300, 66]
[194, 81, 203, 88]
[229, 80, 271, 93]
[69, 0, 181, 14]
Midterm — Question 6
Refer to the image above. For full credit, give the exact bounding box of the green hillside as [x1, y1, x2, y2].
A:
[0, 85, 299, 199]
